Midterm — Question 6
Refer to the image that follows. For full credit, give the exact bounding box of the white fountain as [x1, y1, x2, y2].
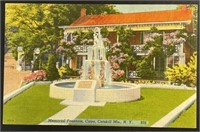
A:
[50, 27, 140, 104]
[81, 27, 112, 87]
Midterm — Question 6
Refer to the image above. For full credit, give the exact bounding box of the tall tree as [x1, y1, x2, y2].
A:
[5, 4, 118, 62]
[46, 54, 60, 81]
[176, 4, 197, 51]
[137, 27, 189, 79]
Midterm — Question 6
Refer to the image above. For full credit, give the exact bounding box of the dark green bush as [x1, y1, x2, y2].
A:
[46, 54, 60, 81]
[65, 65, 79, 76]
[33, 58, 39, 71]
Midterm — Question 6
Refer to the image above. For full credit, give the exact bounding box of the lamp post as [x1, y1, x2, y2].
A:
[64, 31, 68, 41]
[34, 48, 40, 61]
[162, 44, 168, 71]
[32, 48, 40, 72]
[174, 44, 180, 55]
[67, 56, 71, 68]
[16, 46, 24, 71]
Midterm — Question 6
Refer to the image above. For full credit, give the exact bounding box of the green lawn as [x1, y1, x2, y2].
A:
[3, 84, 66, 125]
[3, 85, 196, 127]
[77, 88, 196, 127]
[168, 101, 196, 128]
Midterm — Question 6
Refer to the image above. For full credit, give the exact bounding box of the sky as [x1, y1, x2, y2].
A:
[115, 4, 177, 13]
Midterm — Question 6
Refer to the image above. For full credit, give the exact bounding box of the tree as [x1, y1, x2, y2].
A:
[73, 29, 94, 45]
[5, 4, 118, 63]
[107, 26, 135, 81]
[176, 4, 197, 51]
[73, 4, 118, 16]
[56, 39, 77, 62]
[137, 27, 188, 79]
[46, 54, 60, 81]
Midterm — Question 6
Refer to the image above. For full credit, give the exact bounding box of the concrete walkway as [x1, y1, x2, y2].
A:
[39, 105, 89, 125]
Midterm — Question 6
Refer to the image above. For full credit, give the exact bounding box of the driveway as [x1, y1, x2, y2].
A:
[3, 53, 31, 96]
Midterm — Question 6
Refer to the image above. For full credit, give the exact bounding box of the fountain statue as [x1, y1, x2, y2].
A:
[81, 27, 112, 87]
[50, 27, 140, 103]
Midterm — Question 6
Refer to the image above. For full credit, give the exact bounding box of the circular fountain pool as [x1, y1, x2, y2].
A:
[55, 82, 129, 89]
[50, 81, 140, 102]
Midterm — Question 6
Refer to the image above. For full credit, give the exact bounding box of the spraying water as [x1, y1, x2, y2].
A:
[81, 27, 112, 86]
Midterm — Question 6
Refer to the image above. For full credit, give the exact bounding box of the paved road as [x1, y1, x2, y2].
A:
[3, 53, 30, 96]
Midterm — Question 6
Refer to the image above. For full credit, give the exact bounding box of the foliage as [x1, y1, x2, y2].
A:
[136, 56, 156, 79]
[107, 26, 135, 81]
[46, 54, 60, 81]
[58, 66, 67, 78]
[78, 4, 118, 15]
[154, 71, 165, 79]
[134, 79, 169, 85]
[5, 4, 118, 61]
[33, 57, 39, 71]
[56, 39, 77, 60]
[73, 30, 94, 45]
[73, 28, 109, 46]
[23, 70, 46, 84]
[176, 5, 197, 51]
[58, 65, 79, 78]
[110, 62, 125, 81]
[165, 52, 197, 87]
[136, 27, 192, 79]
[177, 4, 197, 33]
[100, 27, 109, 38]
[177, 29, 197, 51]
[65, 65, 79, 76]
[6, 4, 62, 62]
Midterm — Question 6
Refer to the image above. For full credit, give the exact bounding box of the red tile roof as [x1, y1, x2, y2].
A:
[70, 9, 192, 26]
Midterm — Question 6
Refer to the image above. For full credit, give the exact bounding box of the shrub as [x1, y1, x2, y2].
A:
[58, 66, 67, 78]
[106, 26, 135, 81]
[165, 65, 188, 85]
[165, 52, 197, 87]
[65, 64, 73, 75]
[23, 70, 46, 84]
[154, 71, 165, 80]
[46, 54, 60, 81]
[33, 58, 39, 71]
[136, 58, 155, 79]
[58, 65, 79, 78]
[110, 61, 125, 81]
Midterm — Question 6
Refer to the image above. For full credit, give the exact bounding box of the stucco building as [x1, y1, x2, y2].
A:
[59, 5, 194, 72]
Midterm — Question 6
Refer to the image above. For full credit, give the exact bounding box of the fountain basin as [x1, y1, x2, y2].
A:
[50, 81, 140, 102]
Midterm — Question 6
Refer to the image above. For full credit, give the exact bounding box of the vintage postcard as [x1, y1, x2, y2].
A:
[1, 1, 199, 131]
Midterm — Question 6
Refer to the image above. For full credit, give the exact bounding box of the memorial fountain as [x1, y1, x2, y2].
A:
[81, 27, 112, 87]
[50, 27, 140, 103]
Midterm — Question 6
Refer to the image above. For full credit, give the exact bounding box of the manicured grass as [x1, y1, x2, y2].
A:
[3, 85, 196, 126]
[168, 101, 196, 128]
[77, 88, 196, 127]
[3, 84, 66, 125]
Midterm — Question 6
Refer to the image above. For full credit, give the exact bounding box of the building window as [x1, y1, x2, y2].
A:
[140, 32, 144, 44]
[174, 56, 179, 66]
[67, 33, 72, 41]
[76, 55, 87, 70]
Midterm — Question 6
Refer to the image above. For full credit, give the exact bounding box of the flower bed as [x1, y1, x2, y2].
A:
[133, 79, 170, 85]
[23, 70, 46, 84]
